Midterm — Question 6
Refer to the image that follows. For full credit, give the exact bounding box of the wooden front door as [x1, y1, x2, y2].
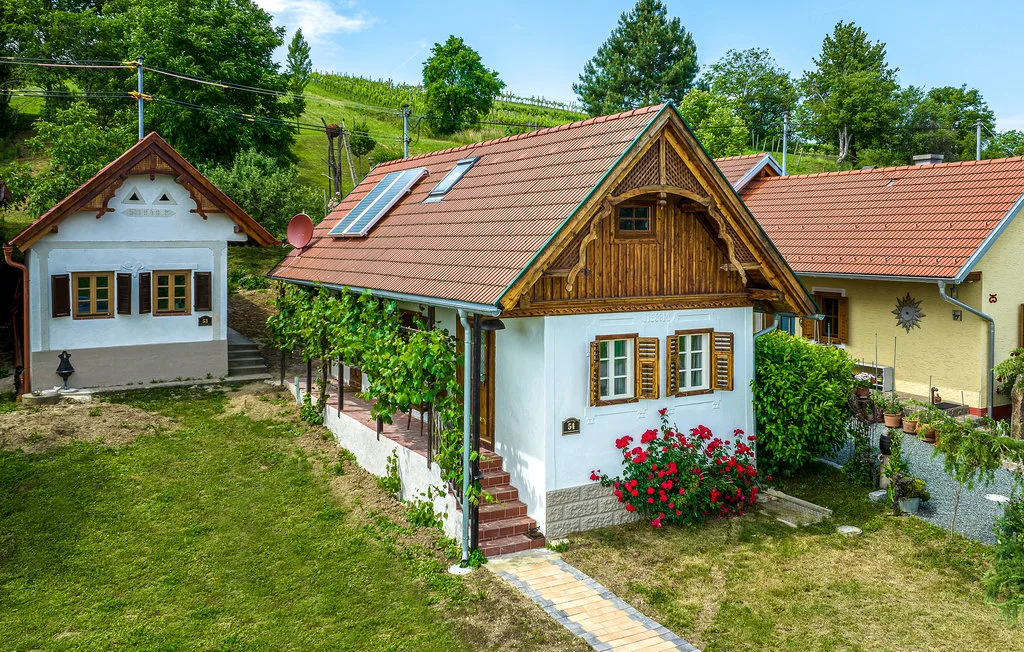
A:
[457, 321, 496, 449]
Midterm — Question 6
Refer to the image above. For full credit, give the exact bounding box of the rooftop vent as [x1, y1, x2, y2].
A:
[912, 154, 945, 166]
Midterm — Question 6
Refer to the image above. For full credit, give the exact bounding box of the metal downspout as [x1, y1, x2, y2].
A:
[938, 281, 994, 418]
[3, 245, 29, 394]
[456, 310, 472, 569]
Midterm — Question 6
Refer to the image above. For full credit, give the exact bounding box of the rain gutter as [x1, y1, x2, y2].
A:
[938, 281, 993, 418]
[268, 276, 502, 316]
[3, 245, 29, 394]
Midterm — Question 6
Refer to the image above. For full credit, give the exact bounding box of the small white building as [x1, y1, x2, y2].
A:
[271, 104, 815, 553]
[7, 133, 277, 392]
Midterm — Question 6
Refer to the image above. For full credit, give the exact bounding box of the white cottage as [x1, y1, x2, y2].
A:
[270, 104, 815, 553]
[6, 133, 276, 392]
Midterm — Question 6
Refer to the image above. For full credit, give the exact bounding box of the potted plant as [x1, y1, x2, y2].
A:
[896, 476, 931, 515]
[910, 402, 945, 443]
[853, 372, 876, 400]
[902, 414, 919, 435]
[873, 392, 904, 428]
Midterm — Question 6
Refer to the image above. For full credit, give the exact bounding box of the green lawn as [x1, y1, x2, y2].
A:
[560, 463, 1019, 651]
[0, 385, 580, 651]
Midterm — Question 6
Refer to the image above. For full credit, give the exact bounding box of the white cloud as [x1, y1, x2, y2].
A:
[998, 113, 1024, 132]
[255, 0, 374, 41]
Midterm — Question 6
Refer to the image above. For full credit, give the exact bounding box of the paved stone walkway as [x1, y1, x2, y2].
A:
[489, 549, 698, 651]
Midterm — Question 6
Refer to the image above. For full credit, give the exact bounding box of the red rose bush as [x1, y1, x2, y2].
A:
[590, 408, 761, 528]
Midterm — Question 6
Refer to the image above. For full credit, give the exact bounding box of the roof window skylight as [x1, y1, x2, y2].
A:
[423, 157, 479, 203]
[329, 167, 427, 237]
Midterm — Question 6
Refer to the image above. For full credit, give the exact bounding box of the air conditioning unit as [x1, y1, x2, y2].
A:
[854, 363, 894, 392]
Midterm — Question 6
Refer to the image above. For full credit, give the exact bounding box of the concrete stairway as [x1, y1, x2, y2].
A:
[227, 329, 270, 379]
[476, 450, 546, 557]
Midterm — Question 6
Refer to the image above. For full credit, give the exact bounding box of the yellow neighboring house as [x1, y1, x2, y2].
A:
[717, 153, 1024, 419]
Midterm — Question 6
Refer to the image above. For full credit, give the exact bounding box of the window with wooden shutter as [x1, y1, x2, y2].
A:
[194, 271, 212, 312]
[666, 334, 679, 396]
[71, 272, 114, 319]
[139, 272, 151, 313]
[635, 337, 659, 400]
[51, 274, 70, 318]
[589, 334, 639, 406]
[152, 270, 191, 315]
[711, 331, 734, 391]
[116, 273, 132, 315]
[810, 292, 848, 344]
[668, 329, 713, 397]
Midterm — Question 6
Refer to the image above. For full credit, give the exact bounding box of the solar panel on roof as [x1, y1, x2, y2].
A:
[328, 167, 428, 237]
[423, 157, 479, 203]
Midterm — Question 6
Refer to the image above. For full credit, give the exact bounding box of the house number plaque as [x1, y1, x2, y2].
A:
[198, 315, 212, 326]
[561, 418, 581, 436]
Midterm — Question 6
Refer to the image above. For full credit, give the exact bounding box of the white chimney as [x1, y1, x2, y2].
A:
[912, 154, 945, 166]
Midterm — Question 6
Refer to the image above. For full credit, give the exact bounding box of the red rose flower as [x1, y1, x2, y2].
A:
[589, 471, 600, 481]
[625, 503, 636, 512]
[658, 408, 668, 416]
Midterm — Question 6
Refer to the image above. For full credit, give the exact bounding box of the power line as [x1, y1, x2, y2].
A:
[142, 65, 298, 99]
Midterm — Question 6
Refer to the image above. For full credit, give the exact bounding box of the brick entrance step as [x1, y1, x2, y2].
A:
[472, 450, 545, 557]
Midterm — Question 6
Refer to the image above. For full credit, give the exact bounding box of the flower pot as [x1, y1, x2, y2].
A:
[902, 419, 918, 435]
[855, 387, 870, 400]
[879, 432, 892, 456]
[883, 412, 902, 428]
[919, 426, 936, 443]
[899, 497, 921, 514]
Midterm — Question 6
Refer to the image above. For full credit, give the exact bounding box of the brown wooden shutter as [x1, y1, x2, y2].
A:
[666, 334, 679, 396]
[837, 296, 849, 344]
[635, 337, 659, 400]
[711, 331, 734, 391]
[589, 340, 602, 406]
[51, 274, 70, 318]
[139, 272, 151, 314]
[116, 273, 132, 315]
[801, 313, 815, 340]
[194, 271, 212, 312]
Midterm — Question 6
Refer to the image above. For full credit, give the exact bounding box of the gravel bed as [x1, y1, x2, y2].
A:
[822, 424, 1019, 545]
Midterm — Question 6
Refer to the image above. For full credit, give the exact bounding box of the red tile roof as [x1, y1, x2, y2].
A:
[737, 157, 1024, 279]
[714, 153, 777, 189]
[270, 105, 664, 306]
[10, 132, 277, 250]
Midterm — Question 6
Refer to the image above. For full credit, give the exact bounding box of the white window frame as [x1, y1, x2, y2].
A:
[598, 337, 635, 401]
[678, 331, 710, 392]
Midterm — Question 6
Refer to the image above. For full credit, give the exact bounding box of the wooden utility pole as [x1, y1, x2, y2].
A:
[340, 119, 358, 187]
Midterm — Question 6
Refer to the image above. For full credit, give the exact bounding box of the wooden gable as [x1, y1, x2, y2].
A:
[502, 112, 805, 317]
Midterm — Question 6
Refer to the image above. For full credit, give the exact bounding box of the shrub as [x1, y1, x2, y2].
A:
[986, 497, 1024, 623]
[753, 331, 854, 476]
[592, 409, 761, 527]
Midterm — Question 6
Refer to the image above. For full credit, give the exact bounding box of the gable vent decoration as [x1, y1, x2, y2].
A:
[893, 293, 925, 333]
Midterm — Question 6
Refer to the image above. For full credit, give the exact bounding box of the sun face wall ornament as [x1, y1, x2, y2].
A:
[893, 293, 925, 333]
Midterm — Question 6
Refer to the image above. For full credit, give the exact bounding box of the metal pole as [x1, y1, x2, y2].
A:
[451, 310, 473, 573]
[938, 281, 994, 418]
[977, 119, 982, 161]
[136, 57, 144, 140]
[402, 103, 411, 158]
[781, 113, 788, 176]
[470, 315, 483, 552]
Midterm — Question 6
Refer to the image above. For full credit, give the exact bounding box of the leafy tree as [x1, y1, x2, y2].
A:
[348, 120, 376, 158]
[990, 130, 1024, 158]
[933, 418, 1005, 536]
[701, 48, 796, 146]
[205, 148, 323, 236]
[23, 102, 135, 217]
[574, 0, 698, 116]
[885, 85, 995, 163]
[752, 331, 854, 477]
[422, 35, 504, 136]
[676, 90, 747, 157]
[285, 29, 312, 115]
[994, 348, 1024, 440]
[23, 0, 298, 166]
[798, 21, 900, 165]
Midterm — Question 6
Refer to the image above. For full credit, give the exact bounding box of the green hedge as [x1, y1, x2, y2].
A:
[753, 331, 854, 476]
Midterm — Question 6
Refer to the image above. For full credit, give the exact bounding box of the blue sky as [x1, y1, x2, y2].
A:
[256, 0, 1024, 130]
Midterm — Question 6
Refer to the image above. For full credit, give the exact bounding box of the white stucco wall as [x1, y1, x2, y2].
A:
[541, 307, 755, 491]
[493, 316, 547, 532]
[26, 174, 245, 355]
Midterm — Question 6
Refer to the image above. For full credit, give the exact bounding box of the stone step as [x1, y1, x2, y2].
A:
[478, 500, 527, 522]
[479, 515, 535, 541]
[225, 372, 273, 382]
[228, 344, 261, 353]
[228, 354, 266, 365]
[480, 470, 511, 488]
[480, 533, 546, 557]
[479, 453, 504, 472]
[485, 483, 519, 502]
[228, 364, 269, 376]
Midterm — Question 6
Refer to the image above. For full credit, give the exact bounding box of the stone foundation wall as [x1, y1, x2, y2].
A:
[545, 482, 638, 539]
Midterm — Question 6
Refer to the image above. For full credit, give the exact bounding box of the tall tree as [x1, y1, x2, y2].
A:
[286, 28, 312, 115]
[574, 0, 698, 116]
[677, 90, 747, 158]
[701, 48, 796, 147]
[798, 21, 899, 165]
[881, 84, 996, 164]
[422, 35, 504, 136]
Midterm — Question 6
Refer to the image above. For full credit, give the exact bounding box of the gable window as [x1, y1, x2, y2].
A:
[153, 270, 192, 315]
[71, 272, 114, 319]
[589, 334, 659, 406]
[803, 291, 848, 344]
[616, 205, 652, 235]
